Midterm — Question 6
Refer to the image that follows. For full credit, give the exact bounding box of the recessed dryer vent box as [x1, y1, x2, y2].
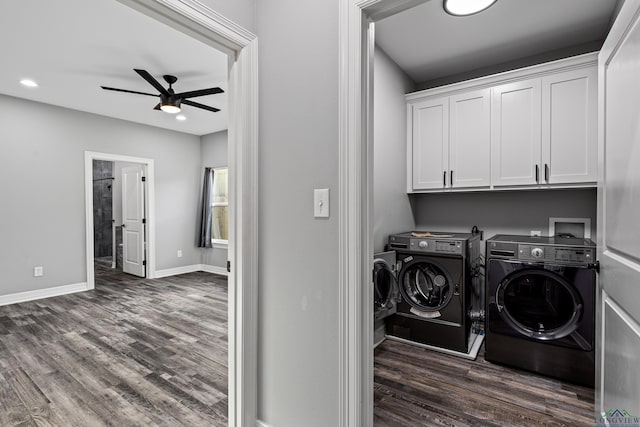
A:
[549, 217, 591, 239]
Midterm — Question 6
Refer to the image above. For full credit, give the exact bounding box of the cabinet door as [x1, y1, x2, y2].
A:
[449, 89, 491, 188]
[411, 97, 449, 190]
[491, 79, 542, 186]
[541, 66, 597, 184]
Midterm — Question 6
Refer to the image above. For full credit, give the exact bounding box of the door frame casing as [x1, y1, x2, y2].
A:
[338, 0, 431, 425]
[85, 152, 155, 287]
[90, 1, 259, 425]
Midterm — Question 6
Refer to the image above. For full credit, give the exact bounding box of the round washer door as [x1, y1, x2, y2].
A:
[496, 268, 583, 341]
[373, 260, 396, 310]
[398, 258, 453, 312]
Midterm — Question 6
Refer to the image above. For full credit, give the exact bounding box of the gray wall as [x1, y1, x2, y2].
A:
[256, 0, 340, 425]
[412, 188, 597, 243]
[415, 41, 602, 91]
[200, 130, 228, 269]
[198, 0, 255, 33]
[0, 94, 203, 295]
[373, 47, 416, 253]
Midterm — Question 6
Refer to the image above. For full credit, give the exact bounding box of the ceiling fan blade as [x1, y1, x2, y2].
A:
[175, 87, 224, 99]
[134, 69, 169, 96]
[182, 99, 220, 112]
[153, 103, 161, 110]
[101, 86, 158, 97]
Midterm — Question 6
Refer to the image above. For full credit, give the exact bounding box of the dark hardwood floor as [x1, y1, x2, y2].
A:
[1, 265, 595, 426]
[374, 339, 595, 426]
[0, 264, 228, 426]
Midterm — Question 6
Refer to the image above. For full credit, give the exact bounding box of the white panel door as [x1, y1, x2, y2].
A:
[542, 66, 598, 184]
[122, 166, 145, 277]
[449, 88, 491, 188]
[411, 97, 449, 190]
[491, 79, 541, 187]
[597, 0, 640, 422]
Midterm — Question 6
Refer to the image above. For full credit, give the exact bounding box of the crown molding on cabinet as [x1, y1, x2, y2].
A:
[406, 52, 598, 102]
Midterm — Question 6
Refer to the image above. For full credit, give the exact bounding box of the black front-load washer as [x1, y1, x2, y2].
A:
[386, 231, 481, 353]
[485, 234, 597, 387]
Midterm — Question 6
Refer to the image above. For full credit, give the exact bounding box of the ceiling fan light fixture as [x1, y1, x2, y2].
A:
[160, 94, 181, 114]
[160, 104, 181, 114]
[443, 0, 497, 16]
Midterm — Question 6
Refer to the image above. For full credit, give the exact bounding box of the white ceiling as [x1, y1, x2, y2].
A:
[1, 0, 228, 136]
[375, 0, 619, 84]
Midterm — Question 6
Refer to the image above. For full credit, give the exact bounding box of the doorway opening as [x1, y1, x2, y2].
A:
[87, 1, 258, 423]
[85, 152, 155, 288]
[92, 159, 148, 278]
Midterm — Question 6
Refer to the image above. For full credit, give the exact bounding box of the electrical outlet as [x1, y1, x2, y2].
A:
[34, 266, 43, 277]
[177, 250, 183, 258]
[530, 230, 541, 237]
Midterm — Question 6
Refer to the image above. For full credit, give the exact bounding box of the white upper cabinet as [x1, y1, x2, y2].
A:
[406, 53, 598, 193]
[491, 79, 542, 187]
[411, 96, 449, 190]
[541, 67, 597, 184]
[449, 89, 491, 188]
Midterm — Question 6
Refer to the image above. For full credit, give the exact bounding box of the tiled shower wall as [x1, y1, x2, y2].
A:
[93, 160, 113, 259]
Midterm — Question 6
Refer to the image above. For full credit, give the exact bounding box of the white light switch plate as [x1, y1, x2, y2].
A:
[314, 188, 329, 218]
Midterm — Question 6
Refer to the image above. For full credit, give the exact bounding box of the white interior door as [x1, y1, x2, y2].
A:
[597, 0, 640, 422]
[122, 165, 146, 277]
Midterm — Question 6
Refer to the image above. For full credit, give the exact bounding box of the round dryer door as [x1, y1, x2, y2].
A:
[496, 269, 583, 341]
[398, 259, 453, 312]
[373, 260, 396, 310]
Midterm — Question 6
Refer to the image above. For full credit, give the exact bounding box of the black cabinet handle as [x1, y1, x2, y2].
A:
[545, 164, 549, 182]
[443, 171, 446, 187]
[535, 165, 539, 183]
[450, 170, 453, 186]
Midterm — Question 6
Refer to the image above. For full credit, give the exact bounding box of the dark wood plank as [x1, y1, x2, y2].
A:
[0, 264, 228, 426]
[374, 339, 595, 426]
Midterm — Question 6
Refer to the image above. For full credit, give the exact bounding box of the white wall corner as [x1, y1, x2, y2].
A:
[154, 265, 203, 278]
[155, 264, 229, 278]
[0, 282, 90, 307]
[200, 264, 229, 277]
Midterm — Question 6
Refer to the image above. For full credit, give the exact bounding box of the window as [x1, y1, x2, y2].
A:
[211, 167, 228, 244]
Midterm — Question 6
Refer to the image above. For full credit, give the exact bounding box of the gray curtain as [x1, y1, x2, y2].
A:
[198, 168, 214, 248]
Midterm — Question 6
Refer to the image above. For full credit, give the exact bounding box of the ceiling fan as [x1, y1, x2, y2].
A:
[101, 69, 223, 114]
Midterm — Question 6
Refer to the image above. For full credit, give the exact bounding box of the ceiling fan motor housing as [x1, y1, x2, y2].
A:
[160, 92, 181, 108]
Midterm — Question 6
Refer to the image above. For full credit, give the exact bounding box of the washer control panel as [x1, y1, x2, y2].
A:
[410, 239, 462, 254]
[518, 244, 595, 263]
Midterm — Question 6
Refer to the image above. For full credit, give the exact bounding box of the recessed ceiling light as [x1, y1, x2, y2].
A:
[443, 0, 497, 16]
[176, 115, 187, 121]
[20, 79, 39, 88]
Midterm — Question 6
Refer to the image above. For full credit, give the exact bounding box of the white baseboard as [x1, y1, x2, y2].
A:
[154, 265, 202, 278]
[0, 282, 89, 307]
[155, 264, 229, 278]
[199, 264, 229, 276]
[256, 421, 271, 427]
